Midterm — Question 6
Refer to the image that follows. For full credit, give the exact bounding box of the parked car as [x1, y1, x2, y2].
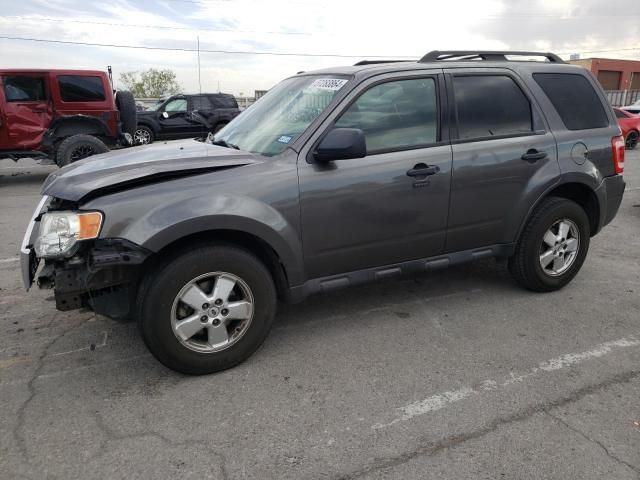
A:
[613, 107, 640, 149]
[0, 69, 136, 166]
[620, 99, 640, 115]
[134, 93, 241, 145]
[22, 50, 625, 375]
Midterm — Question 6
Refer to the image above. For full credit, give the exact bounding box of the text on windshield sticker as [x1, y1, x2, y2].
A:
[310, 78, 348, 91]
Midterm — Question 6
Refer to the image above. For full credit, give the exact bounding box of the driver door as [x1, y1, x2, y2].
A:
[297, 72, 453, 279]
[158, 97, 193, 137]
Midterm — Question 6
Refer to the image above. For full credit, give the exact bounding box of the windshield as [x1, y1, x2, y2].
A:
[212, 75, 350, 156]
[148, 98, 166, 111]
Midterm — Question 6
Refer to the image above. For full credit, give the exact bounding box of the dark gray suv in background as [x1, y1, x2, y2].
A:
[21, 51, 626, 374]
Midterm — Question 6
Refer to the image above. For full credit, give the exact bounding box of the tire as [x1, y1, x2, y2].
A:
[625, 130, 638, 150]
[508, 197, 590, 292]
[55, 134, 109, 167]
[137, 244, 277, 375]
[115, 90, 137, 137]
[134, 124, 154, 145]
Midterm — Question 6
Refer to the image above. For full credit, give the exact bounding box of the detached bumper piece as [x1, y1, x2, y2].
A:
[38, 239, 150, 318]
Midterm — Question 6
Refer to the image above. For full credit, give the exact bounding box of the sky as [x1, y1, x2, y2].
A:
[0, 0, 639, 96]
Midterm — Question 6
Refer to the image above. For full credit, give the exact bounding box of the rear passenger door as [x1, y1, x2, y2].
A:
[298, 72, 453, 278]
[444, 69, 560, 252]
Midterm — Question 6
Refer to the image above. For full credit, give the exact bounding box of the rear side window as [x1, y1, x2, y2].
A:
[3, 76, 46, 102]
[335, 77, 438, 152]
[192, 96, 213, 110]
[212, 96, 238, 108]
[533, 73, 608, 130]
[57, 75, 106, 102]
[614, 109, 627, 119]
[453, 75, 532, 140]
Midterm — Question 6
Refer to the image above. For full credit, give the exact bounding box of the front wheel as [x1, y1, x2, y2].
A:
[625, 130, 638, 150]
[509, 197, 590, 292]
[138, 245, 277, 375]
[134, 125, 154, 145]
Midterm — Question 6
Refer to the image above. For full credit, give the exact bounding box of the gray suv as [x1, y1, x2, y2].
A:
[21, 51, 626, 374]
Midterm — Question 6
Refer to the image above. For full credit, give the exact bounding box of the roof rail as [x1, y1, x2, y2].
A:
[419, 50, 565, 64]
[353, 60, 411, 66]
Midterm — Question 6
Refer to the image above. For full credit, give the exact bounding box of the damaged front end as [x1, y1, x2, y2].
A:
[37, 239, 150, 319]
[21, 196, 150, 319]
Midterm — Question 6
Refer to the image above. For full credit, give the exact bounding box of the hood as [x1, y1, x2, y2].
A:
[42, 139, 260, 202]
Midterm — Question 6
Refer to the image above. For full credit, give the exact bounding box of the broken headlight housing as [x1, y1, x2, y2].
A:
[34, 211, 103, 258]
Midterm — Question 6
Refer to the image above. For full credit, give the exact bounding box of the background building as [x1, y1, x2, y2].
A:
[569, 57, 640, 91]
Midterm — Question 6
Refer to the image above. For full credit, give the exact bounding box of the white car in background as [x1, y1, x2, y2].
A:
[621, 99, 640, 114]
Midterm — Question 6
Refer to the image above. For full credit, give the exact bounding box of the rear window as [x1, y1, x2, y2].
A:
[453, 75, 533, 140]
[533, 73, 609, 130]
[614, 109, 627, 119]
[57, 75, 106, 102]
[3, 76, 47, 102]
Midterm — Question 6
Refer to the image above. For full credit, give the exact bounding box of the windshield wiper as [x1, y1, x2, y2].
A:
[211, 139, 240, 150]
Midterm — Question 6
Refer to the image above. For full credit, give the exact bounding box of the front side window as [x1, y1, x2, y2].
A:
[3, 76, 47, 102]
[213, 75, 350, 156]
[454, 75, 533, 140]
[335, 78, 438, 152]
[58, 76, 105, 102]
[164, 98, 187, 112]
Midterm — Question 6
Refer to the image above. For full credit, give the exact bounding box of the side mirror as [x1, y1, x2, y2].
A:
[161, 111, 169, 119]
[313, 128, 366, 162]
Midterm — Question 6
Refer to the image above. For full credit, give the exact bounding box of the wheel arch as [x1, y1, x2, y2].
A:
[517, 180, 601, 241]
[45, 115, 112, 142]
[141, 229, 291, 301]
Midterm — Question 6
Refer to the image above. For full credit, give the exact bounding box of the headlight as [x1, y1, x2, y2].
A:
[34, 211, 103, 258]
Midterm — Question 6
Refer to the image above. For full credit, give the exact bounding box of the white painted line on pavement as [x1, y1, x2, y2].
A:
[373, 336, 640, 429]
[0, 257, 19, 263]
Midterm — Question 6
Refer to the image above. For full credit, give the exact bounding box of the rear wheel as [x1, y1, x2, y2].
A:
[138, 245, 277, 375]
[625, 130, 638, 150]
[55, 134, 108, 167]
[508, 197, 590, 292]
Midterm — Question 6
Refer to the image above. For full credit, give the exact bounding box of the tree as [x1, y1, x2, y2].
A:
[119, 69, 182, 97]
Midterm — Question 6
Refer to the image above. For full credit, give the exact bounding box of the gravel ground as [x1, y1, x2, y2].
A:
[0, 152, 639, 479]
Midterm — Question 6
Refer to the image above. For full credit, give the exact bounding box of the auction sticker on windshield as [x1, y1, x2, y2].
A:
[310, 78, 348, 91]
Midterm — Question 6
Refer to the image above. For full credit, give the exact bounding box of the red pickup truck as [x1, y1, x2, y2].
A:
[0, 69, 136, 166]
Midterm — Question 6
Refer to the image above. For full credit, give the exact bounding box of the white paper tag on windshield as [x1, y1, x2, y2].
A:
[310, 78, 348, 91]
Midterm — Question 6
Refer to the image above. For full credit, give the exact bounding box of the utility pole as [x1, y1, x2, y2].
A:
[197, 36, 202, 94]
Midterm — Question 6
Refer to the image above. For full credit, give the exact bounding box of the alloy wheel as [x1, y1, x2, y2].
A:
[170, 272, 254, 353]
[539, 219, 580, 276]
[134, 128, 151, 144]
[70, 145, 95, 161]
[626, 131, 638, 150]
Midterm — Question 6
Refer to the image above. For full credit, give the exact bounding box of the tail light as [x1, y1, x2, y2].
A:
[612, 135, 625, 174]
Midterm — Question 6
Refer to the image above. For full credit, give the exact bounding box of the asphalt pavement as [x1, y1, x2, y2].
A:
[0, 152, 639, 479]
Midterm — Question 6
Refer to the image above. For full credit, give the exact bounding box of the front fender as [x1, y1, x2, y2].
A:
[99, 193, 305, 285]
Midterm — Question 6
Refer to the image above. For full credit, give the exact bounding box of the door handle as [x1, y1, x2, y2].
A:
[407, 164, 440, 177]
[521, 149, 548, 162]
[31, 108, 47, 113]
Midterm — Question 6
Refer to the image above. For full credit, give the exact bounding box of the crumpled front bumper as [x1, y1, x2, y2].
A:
[20, 196, 49, 290]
